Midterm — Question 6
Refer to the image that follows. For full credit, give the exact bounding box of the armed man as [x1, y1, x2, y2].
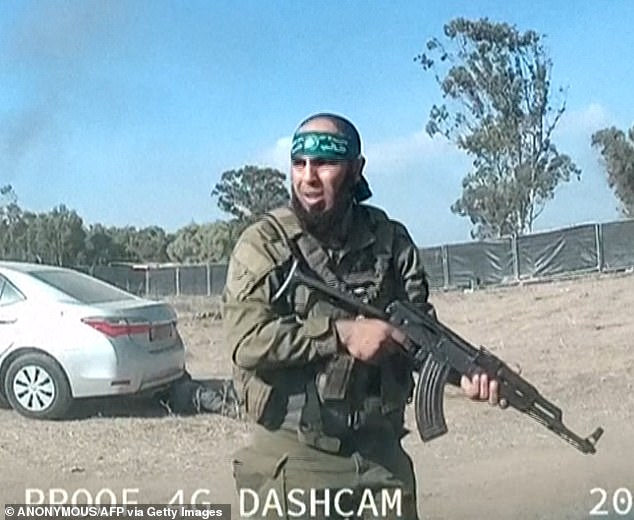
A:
[221, 112, 502, 519]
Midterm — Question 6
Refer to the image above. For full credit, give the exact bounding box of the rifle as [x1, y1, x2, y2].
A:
[274, 258, 604, 455]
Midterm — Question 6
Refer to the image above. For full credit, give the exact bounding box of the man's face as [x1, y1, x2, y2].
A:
[290, 119, 359, 219]
[291, 156, 350, 215]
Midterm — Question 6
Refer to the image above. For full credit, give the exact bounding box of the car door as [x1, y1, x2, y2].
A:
[0, 275, 25, 355]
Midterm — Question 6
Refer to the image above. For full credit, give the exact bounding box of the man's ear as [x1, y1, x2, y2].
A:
[353, 156, 366, 182]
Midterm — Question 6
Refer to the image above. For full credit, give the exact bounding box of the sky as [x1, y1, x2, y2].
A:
[1, 0, 633, 247]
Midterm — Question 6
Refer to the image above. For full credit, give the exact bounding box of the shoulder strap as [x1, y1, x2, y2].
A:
[258, 208, 303, 265]
[259, 210, 345, 292]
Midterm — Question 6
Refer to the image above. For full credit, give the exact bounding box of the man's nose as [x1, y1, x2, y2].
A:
[303, 158, 319, 180]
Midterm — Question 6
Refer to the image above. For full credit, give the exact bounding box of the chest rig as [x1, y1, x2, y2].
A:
[257, 205, 415, 453]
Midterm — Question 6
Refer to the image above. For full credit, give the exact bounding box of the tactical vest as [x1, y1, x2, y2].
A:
[232, 204, 415, 453]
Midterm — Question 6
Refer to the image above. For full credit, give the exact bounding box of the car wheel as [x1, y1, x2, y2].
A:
[4, 353, 73, 420]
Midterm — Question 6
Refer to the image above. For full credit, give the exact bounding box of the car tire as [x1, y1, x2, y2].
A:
[4, 353, 73, 420]
[0, 391, 10, 409]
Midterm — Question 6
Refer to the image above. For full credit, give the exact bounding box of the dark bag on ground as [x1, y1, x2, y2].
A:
[162, 372, 241, 418]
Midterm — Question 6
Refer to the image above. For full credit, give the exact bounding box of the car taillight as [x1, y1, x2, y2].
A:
[81, 317, 151, 337]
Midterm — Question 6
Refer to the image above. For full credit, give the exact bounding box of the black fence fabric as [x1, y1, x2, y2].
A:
[446, 238, 515, 288]
[419, 247, 445, 290]
[84, 263, 227, 297]
[178, 265, 209, 296]
[516, 224, 599, 279]
[600, 220, 634, 271]
[92, 265, 146, 295]
[86, 219, 634, 296]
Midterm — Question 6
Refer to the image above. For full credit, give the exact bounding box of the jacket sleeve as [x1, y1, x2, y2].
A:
[391, 221, 430, 306]
[221, 224, 340, 372]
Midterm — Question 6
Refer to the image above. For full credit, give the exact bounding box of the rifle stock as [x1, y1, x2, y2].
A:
[275, 259, 604, 455]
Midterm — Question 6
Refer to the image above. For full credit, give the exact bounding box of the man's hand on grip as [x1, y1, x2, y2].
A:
[460, 372, 508, 408]
[334, 317, 407, 364]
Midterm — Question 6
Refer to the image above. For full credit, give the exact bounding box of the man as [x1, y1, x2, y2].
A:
[222, 113, 500, 519]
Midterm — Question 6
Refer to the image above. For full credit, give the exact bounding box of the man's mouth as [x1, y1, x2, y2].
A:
[302, 192, 324, 204]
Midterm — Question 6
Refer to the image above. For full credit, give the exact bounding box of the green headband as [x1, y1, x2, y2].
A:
[290, 131, 360, 160]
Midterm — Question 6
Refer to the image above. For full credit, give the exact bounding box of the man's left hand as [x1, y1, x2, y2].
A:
[461, 373, 507, 407]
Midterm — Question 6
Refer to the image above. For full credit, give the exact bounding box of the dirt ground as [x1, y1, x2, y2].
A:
[1, 271, 633, 520]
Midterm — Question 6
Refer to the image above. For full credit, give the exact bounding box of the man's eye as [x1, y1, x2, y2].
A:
[292, 159, 305, 167]
[311, 159, 337, 167]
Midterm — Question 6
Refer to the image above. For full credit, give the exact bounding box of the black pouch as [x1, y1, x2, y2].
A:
[243, 375, 287, 429]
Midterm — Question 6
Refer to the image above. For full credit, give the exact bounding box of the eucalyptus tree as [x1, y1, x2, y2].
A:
[592, 125, 634, 218]
[416, 18, 580, 239]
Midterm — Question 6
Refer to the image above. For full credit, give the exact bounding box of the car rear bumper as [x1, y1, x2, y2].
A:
[62, 341, 187, 398]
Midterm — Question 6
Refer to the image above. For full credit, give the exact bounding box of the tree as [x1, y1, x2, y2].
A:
[591, 126, 634, 218]
[128, 226, 170, 263]
[211, 165, 290, 223]
[107, 226, 141, 263]
[198, 221, 239, 262]
[81, 224, 121, 267]
[1, 184, 17, 206]
[415, 18, 581, 239]
[102, 225, 170, 263]
[0, 187, 33, 261]
[33, 205, 86, 266]
[0, 201, 25, 261]
[166, 221, 235, 263]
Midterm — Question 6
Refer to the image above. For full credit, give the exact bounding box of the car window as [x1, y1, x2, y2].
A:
[28, 269, 137, 304]
[0, 276, 25, 306]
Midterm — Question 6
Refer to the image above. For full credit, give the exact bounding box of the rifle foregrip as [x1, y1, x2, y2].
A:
[415, 354, 451, 442]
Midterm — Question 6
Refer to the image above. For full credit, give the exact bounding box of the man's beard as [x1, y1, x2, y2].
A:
[291, 175, 356, 245]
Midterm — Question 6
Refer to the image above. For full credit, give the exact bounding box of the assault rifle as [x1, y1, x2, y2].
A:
[274, 258, 604, 455]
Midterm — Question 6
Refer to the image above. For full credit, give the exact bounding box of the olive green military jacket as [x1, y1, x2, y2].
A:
[221, 203, 430, 436]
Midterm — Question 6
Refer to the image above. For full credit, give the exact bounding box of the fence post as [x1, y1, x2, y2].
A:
[441, 245, 450, 289]
[511, 233, 520, 281]
[206, 264, 212, 296]
[145, 268, 150, 297]
[175, 266, 180, 296]
[595, 223, 604, 272]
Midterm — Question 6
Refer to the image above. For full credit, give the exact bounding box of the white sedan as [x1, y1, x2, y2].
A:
[0, 261, 186, 419]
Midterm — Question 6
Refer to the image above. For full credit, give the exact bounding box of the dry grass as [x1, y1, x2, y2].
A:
[1, 271, 634, 519]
